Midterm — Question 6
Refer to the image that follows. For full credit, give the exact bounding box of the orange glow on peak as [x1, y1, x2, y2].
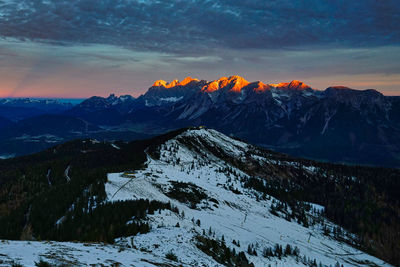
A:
[288, 80, 310, 90]
[152, 76, 314, 95]
[270, 80, 310, 90]
[219, 79, 230, 88]
[165, 79, 179, 88]
[152, 80, 167, 87]
[228, 76, 249, 92]
[252, 81, 270, 92]
[152, 79, 179, 88]
[270, 82, 290, 88]
[178, 77, 199, 86]
[200, 75, 253, 93]
[202, 81, 220, 92]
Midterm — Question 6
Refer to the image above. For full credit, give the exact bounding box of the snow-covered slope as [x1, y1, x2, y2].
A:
[104, 128, 390, 267]
[0, 240, 177, 266]
[0, 128, 392, 266]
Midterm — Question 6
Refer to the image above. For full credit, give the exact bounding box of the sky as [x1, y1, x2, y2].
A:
[0, 0, 399, 98]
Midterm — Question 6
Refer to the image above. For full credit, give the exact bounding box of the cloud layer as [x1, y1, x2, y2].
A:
[1, 39, 400, 98]
[1, 0, 399, 53]
[0, 0, 399, 97]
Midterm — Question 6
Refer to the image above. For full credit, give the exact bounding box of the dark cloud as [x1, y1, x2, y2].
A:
[0, 0, 399, 54]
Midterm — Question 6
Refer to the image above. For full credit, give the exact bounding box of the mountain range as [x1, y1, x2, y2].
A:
[0, 98, 74, 121]
[71, 76, 400, 168]
[1, 75, 399, 167]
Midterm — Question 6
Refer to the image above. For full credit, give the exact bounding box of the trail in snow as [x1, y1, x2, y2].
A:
[46, 169, 52, 186]
[64, 165, 71, 182]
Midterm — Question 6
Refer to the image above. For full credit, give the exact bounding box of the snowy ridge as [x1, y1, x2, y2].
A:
[104, 128, 390, 267]
[0, 128, 392, 266]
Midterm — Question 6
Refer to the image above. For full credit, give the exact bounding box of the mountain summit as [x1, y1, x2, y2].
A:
[3, 75, 399, 167]
[270, 80, 311, 90]
[150, 75, 311, 94]
[69, 76, 400, 167]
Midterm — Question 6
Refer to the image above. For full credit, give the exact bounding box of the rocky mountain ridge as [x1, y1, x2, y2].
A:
[1, 76, 399, 167]
[70, 75, 399, 167]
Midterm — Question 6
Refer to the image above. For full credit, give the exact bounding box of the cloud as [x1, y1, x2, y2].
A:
[1, 39, 400, 98]
[0, 1, 399, 97]
[0, 0, 399, 54]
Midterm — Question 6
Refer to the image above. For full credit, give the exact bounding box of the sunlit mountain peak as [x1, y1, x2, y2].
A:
[251, 81, 271, 92]
[201, 75, 250, 93]
[178, 77, 199, 86]
[270, 80, 311, 90]
[152, 79, 179, 88]
[227, 75, 250, 92]
[152, 80, 167, 87]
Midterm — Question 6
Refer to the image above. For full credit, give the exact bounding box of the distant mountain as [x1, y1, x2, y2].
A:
[141, 77, 203, 106]
[1, 78, 399, 167]
[0, 98, 75, 110]
[66, 94, 129, 125]
[0, 98, 76, 121]
[70, 76, 400, 168]
[0, 128, 398, 266]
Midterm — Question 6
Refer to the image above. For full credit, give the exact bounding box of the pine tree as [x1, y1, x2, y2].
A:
[284, 244, 292, 255]
[247, 244, 253, 255]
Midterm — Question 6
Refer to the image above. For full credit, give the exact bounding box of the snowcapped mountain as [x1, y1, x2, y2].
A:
[0, 127, 395, 266]
[141, 77, 203, 107]
[66, 94, 136, 125]
[2, 76, 399, 167]
[69, 76, 400, 167]
[0, 98, 74, 108]
[77, 94, 135, 111]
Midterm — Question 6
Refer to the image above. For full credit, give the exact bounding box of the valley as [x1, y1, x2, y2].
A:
[1, 77, 399, 168]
